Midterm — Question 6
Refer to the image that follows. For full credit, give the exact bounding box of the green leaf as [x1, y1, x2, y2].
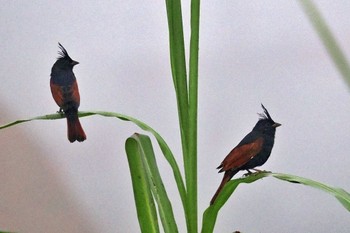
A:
[187, 0, 201, 232]
[299, 0, 350, 88]
[164, 0, 190, 178]
[126, 133, 178, 233]
[201, 172, 268, 233]
[0, 111, 187, 213]
[125, 135, 159, 233]
[272, 173, 350, 211]
[201, 172, 350, 233]
[0, 113, 65, 130]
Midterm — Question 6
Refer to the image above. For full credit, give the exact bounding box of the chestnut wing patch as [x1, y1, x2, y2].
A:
[69, 81, 80, 104]
[50, 81, 64, 107]
[50, 81, 80, 109]
[218, 137, 264, 172]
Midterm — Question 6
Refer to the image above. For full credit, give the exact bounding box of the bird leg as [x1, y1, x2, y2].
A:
[57, 108, 65, 116]
[243, 169, 253, 177]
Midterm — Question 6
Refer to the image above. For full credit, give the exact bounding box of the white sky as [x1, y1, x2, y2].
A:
[1, 1, 350, 232]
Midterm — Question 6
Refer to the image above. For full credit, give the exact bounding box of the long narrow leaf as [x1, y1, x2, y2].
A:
[201, 172, 268, 233]
[201, 172, 350, 233]
[0, 111, 187, 213]
[299, 0, 350, 88]
[187, 0, 201, 232]
[272, 173, 350, 211]
[125, 137, 159, 233]
[126, 133, 178, 233]
[164, 0, 190, 186]
[0, 113, 64, 129]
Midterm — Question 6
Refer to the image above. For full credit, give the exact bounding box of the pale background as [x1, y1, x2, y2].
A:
[1, 1, 350, 232]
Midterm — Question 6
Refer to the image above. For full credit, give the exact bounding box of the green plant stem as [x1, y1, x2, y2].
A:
[164, 0, 194, 231]
[187, 0, 201, 232]
[164, 0, 190, 179]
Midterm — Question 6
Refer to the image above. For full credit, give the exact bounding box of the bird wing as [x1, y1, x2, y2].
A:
[69, 81, 81, 105]
[50, 80, 64, 107]
[218, 136, 264, 172]
[50, 80, 80, 109]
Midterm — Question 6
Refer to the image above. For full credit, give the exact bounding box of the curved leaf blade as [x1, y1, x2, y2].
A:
[128, 133, 178, 233]
[125, 136, 159, 233]
[202, 172, 350, 233]
[0, 111, 186, 211]
[0, 113, 64, 130]
[201, 172, 268, 233]
[272, 173, 350, 211]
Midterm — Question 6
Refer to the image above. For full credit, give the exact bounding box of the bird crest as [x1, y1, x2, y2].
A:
[258, 104, 274, 122]
[57, 42, 71, 60]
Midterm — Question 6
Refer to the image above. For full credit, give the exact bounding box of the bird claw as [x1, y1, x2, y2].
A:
[243, 169, 270, 177]
[57, 108, 64, 116]
[243, 170, 253, 177]
[252, 168, 271, 174]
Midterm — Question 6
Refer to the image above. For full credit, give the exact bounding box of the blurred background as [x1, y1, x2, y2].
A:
[1, 1, 350, 232]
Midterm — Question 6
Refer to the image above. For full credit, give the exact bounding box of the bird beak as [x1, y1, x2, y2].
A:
[71, 60, 79, 66]
[272, 122, 281, 128]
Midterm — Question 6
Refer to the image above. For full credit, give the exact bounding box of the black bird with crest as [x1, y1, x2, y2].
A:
[50, 43, 86, 143]
[210, 104, 281, 205]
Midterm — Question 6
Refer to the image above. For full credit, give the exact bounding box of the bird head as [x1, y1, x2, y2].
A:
[55, 42, 79, 69]
[253, 104, 281, 133]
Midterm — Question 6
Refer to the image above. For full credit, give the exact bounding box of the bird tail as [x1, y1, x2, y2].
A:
[65, 109, 86, 143]
[210, 169, 238, 205]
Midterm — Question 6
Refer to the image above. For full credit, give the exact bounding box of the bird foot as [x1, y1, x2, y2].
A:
[243, 169, 270, 177]
[252, 168, 272, 173]
[243, 170, 253, 177]
[57, 108, 64, 115]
